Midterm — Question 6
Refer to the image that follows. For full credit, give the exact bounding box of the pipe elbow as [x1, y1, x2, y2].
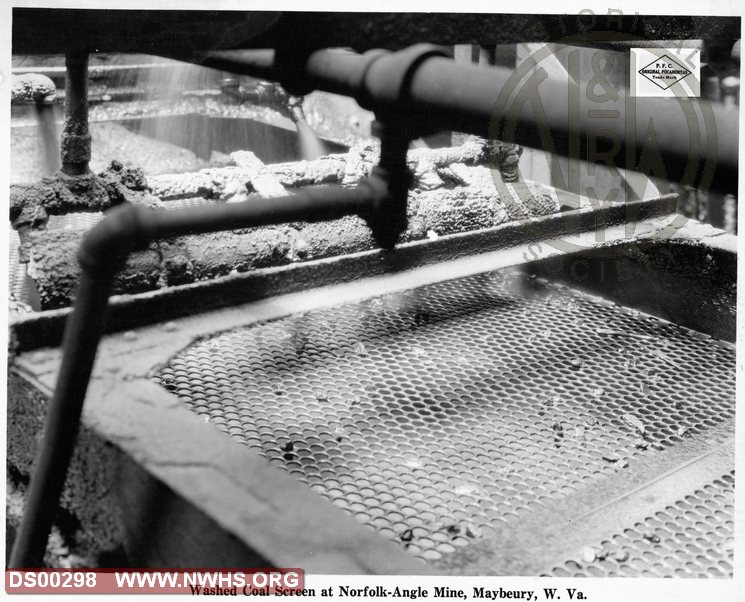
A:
[77, 203, 156, 278]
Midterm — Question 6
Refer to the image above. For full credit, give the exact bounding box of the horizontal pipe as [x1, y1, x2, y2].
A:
[202, 48, 739, 193]
[10, 182, 377, 568]
[155, 183, 373, 239]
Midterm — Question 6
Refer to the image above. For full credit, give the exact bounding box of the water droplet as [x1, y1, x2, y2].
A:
[405, 458, 423, 469]
[161, 376, 177, 391]
[400, 529, 414, 542]
[163, 321, 178, 332]
[614, 550, 630, 562]
[592, 388, 605, 397]
[569, 357, 584, 370]
[122, 331, 138, 341]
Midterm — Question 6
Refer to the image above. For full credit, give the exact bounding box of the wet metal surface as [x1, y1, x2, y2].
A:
[156, 270, 735, 570]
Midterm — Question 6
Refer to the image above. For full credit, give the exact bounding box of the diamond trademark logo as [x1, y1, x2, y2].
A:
[637, 54, 692, 90]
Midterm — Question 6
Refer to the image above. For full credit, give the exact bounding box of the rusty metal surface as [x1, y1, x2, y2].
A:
[545, 471, 735, 578]
[156, 270, 735, 570]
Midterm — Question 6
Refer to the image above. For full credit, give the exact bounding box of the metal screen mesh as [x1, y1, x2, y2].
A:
[546, 471, 735, 578]
[157, 270, 735, 566]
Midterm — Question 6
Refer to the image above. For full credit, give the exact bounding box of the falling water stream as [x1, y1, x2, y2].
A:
[13, 53, 331, 185]
[33, 103, 60, 177]
[134, 55, 328, 163]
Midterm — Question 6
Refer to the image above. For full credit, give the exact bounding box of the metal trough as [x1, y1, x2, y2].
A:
[7, 194, 736, 575]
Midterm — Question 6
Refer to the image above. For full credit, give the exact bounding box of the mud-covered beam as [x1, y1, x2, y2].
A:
[26, 172, 558, 310]
[149, 139, 490, 201]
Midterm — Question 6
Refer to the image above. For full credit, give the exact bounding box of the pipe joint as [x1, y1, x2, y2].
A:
[357, 44, 450, 115]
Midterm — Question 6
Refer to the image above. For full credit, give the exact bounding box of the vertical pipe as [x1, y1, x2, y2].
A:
[61, 51, 91, 176]
[9, 273, 116, 568]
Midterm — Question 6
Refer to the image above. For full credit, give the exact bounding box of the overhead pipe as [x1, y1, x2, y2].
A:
[203, 46, 739, 193]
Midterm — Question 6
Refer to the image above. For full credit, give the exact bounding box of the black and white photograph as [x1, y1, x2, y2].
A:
[1, 2, 742, 599]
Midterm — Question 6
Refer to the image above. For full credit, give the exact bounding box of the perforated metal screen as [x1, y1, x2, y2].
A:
[156, 269, 735, 569]
[546, 471, 735, 578]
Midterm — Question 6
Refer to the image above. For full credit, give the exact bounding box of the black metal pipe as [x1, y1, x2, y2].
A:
[202, 47, 739, 193]
[8, 273, 114, 569]
[61, 51, 91, 176]
[9, 182, 383, 568]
